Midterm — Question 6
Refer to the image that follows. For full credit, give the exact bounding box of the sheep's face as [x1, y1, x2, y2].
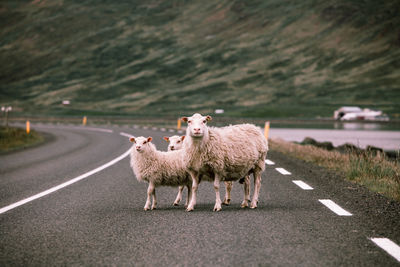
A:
[163, 135, 185, 151]
[181, 113, 212, 138]
[129, 136, 152, 153]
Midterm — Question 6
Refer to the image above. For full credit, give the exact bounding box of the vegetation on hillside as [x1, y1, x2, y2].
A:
[1, 0, 399, 118]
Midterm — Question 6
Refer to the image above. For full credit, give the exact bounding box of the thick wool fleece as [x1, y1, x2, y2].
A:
[130, 142, 191, 187]
[183, 124, 268, 180]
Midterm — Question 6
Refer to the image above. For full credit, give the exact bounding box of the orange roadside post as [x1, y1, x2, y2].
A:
[264, 121, 270, 139]
[177, 118, 181, 130]
[26, 121, 30, 134]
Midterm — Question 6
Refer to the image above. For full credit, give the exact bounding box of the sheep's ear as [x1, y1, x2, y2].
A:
[147, 137, 153, 142]
[181, 117, 188, 123]
[129, 137, 136, 143]
[180, 136, 185, 141]
[163, 136, 169, 142]
[206, 115, 212, 122]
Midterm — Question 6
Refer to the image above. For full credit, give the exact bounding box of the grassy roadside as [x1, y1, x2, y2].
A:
[270, 138, 400, 202]
[0, 126, 44, 153]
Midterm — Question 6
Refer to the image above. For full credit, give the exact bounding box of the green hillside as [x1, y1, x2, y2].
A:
[1, 0, 399, 118]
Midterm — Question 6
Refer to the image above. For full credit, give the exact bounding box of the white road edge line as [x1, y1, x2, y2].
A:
[120, 132, 134, 138]
[275, 168, 291, 175]
[83, 127, 113, 133]
[370, 238, 400, 262]
[0, 148, 131, 215]
[292, 180, 314, 190]
[265, 159, 275, 165]
[318, 199, 352, 216]
[34, 125, 113, 133]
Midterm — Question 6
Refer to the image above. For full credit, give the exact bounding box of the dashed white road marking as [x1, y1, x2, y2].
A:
[370, 238, 400, 262]
[318, 199, 352, 216]
[0, 149, 131, 215]
[152, 127, 158, 130]
[292, 180, 313, 190]
[265, 159, 275, 165]
[168, 129, 175, 133]
[275, 168, 291, 175]
[161, 128, 166, 132]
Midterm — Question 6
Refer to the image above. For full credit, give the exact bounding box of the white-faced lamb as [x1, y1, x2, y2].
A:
[163, 135, 239, 206]
[129, 136, 191, 210]
[181, 113, 268, 212]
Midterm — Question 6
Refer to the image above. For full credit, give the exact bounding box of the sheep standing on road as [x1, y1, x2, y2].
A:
[181, 113, 268, 212]
[163, 135, 189, 206]
[129, 136, 191, 210]
[164, 135, 238, 206]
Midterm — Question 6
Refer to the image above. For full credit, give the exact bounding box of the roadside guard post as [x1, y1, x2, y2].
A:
[83, 116, 87, 126]
[264, 121, 270, 140]
[26, 121, 30, 134]
[177, 118, 181, 130]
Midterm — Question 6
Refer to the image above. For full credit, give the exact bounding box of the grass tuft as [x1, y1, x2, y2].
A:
[0, 126, 44, 153]
[270, 138, 400, 201]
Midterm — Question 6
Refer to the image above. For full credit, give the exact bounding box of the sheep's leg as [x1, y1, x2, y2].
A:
[250, 170, 262, 209]
[173, 186, 184, 206]
[185, 184, 192, 208]
[151, 188, 157, 210]
[241, 175, 251, 208]
[144, 182, 155, 211]
[222, 181, 232, 205]
[213, 175, 222, 211]
[186, 172, 199, 212]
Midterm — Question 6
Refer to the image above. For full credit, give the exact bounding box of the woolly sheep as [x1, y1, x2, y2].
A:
[163, 135, 240, 206]
[129, 136, 191, 210]
[181, 113, 268, 212]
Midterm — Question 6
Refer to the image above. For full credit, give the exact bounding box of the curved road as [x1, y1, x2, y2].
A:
[0, 123, 399, 266]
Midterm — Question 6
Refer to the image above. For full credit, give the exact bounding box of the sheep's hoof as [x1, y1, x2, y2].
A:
[222, 199, 231, 205]
[250, 203, 257, 209]
[186, 207, 194, 212]
[213, 204, 222, 212]
[173, 202, 179, 206]
[241, 202, 249, 208]
[151, 207, 156, 210]
[144, 207, 150, 211]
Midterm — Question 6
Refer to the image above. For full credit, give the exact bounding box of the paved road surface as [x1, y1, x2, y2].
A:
[1, 123, 399, 266]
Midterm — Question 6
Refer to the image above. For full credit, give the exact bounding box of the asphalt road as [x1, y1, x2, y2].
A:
[0, 123, 399, 266]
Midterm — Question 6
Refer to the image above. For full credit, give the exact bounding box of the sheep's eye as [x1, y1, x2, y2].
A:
[177, 141, 180, 143]
[143, 141, 147, 144]
[188, 120, 192, 124]
[203, 120, 206, 123]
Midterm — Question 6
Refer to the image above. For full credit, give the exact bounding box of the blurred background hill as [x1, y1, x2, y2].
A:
[1, 0, 399, 119]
